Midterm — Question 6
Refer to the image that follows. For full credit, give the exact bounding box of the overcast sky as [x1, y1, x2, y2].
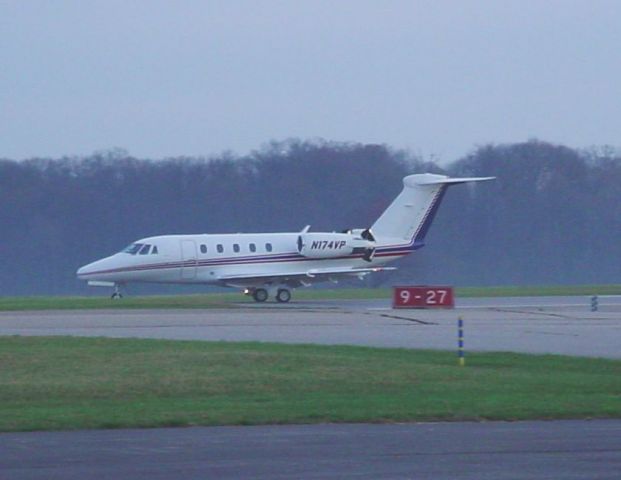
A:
[2, 0, 620, 162]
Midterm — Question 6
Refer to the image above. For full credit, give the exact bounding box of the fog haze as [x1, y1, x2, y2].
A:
[1, 140, 620, 295]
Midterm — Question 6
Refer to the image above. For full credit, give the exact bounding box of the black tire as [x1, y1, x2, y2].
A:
[276, 288, 291, 303]
[252, 288, 269, 303]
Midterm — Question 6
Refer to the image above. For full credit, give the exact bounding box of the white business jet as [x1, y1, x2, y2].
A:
[77, 173, 493, 302]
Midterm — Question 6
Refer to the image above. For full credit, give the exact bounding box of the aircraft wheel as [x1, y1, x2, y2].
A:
[276, 288, 291, 303]
[252, 288, 269, 303]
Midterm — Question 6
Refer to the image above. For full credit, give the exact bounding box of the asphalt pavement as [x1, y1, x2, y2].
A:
[2, 420, 620, 480]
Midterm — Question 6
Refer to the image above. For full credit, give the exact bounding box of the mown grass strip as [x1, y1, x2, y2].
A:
[1, 284, 620, 311]
[1, 336, 620, 432]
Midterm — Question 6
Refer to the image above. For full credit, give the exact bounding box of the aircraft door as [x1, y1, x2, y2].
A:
[180, 240, 198, 279]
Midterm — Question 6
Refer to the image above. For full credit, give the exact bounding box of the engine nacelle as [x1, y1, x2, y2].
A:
[297, 232, 375, 259]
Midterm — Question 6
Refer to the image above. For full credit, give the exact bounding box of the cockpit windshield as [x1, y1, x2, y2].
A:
[122, 243, 144, 254]
[121, 243, 159, 255]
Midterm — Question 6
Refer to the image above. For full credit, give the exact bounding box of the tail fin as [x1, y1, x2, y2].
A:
[371, 173, 494, 244]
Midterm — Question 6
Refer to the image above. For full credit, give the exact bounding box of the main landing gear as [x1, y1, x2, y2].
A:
[252, 288, 269, 303]
[276, 288, 291, 303]
[246, 287, 292, 303]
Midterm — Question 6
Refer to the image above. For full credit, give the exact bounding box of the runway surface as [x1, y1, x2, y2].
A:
[2, 420, 621, 479]
[1, 296, 620, 358]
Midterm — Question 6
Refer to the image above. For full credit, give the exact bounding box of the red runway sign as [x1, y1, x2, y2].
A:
[392, 286, 454, 309]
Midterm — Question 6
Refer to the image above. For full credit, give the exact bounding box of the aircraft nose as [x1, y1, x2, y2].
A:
[76, 263, 93, 279]
[76, 255, 122, 281]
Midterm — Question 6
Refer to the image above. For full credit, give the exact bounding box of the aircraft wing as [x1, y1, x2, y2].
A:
[217, 266, 396, 288]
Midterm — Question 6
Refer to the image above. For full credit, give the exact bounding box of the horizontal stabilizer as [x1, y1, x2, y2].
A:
[409, 175, 495, 186]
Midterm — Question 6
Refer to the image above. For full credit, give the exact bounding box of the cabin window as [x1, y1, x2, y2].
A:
[200, 244, 207, 254]
[139, 244, 151, 255]
[217, 244, 224, 253]
[122, 243, 143, 255]
[233, 244, 240, 253]
[249, 243, 256, 252]
[152, 245, 159, 254]
[265, 242, 273, 252]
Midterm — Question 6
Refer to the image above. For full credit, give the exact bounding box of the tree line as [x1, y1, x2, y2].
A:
[0, 139, 619, 295]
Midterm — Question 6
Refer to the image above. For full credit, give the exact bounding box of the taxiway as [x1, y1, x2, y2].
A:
[2, 420, 620, 479]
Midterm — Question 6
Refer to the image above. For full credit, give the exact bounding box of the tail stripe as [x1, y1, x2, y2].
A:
[411, 185, 448, 244]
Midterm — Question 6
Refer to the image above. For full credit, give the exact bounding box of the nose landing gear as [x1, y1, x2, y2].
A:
[111, 283, 123, 299]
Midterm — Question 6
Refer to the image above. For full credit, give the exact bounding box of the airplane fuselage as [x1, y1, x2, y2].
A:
[77, 173, 493, 301]
[77, 232, 409, 287]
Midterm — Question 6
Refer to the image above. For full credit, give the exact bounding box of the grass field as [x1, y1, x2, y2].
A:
[1, 336, 620, 432]
[0, 284, 619, 311]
